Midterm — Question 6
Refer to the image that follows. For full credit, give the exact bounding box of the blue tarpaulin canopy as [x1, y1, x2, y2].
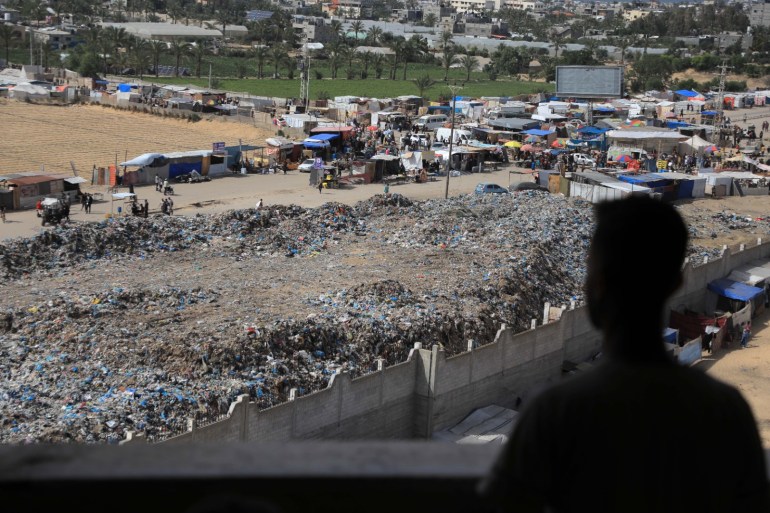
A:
[707, 278, 764, 301]
[118, 83, 132, 92]
[666, 121, 690, 129]
[522, 129, 553, 136]
[595, 106, 615, 112]
[577, 126, 609, 135]
[702, 110, 717, 116]
[311, 133, 339, 141]
[303, 133, 339, 148]
[617, 174, 670, 188]
[674, 89, 698, 98]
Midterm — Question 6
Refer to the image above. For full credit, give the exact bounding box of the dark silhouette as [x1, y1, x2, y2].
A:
[482, 197, 769, 512]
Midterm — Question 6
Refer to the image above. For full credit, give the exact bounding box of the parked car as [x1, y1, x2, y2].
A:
[298, 159, 317, 172]
[431, 141, 446, 150]
[474, 183, 510, 195]
[572, 153, 596, 167]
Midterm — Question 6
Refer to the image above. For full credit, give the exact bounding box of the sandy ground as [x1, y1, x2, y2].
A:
[4, 99, 770, 446]
[700, 306, 770, 448]
[0, 100, 273, 175]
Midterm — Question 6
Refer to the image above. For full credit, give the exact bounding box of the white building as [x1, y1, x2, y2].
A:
[750, 1, 770, 28]
[99, 22, 222, 41]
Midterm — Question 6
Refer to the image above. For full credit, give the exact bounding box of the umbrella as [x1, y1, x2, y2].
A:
[616, 155, 633, 163]
[704, 145, 719, 153]
[551, 139, 567, 148]
[521, 144, 535, 152]
[627, 119, 646, 127]
[664, 111, 677, 119]
[504, 140, 522, 148]
[524, 135, 540, 143]
[367, 125, 378, 132]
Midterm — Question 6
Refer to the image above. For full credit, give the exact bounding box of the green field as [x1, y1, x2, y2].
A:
[4, 46, 553, 100]
[155, 75, 551, 101]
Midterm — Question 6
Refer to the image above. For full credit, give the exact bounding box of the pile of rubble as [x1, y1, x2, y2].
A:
[0, 192, 719, 443]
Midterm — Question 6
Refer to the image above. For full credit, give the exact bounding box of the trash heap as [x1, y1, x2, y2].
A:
[0, 192, 720, 444]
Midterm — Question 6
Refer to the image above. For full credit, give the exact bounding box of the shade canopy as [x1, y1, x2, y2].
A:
[120, 153, 165, 167]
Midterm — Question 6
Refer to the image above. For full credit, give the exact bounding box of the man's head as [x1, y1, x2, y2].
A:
[586, 197, 688, 336]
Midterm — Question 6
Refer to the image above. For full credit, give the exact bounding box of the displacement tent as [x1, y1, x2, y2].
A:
[303, 133, 339, 149]
[707, 277, 765, 316]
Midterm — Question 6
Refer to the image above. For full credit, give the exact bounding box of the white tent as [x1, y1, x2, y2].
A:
[678, 134, 712, 154]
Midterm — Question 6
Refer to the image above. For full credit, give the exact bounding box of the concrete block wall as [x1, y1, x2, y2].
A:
[135, 240, 770, 446]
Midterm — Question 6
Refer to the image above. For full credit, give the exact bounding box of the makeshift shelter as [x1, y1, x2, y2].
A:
[120, 150, 226, 185]
[706, 277, 765, 317]
[1, 174, 66, 209]
[606, 127, 688, 153]
[678, 134, 712, 154]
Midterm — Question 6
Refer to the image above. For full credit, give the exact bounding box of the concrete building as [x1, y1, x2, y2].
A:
[32, 27, 77, 50]
[448, 0, 500, 13]
[0, 5, 20, 22]
[504, 0, 546, 11]
[750, 0, 770, 27]
[99, 22, 222, 41]
[292, 16, 337, 44]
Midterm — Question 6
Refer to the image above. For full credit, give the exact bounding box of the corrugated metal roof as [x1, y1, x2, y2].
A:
[8, 175, 63, 186]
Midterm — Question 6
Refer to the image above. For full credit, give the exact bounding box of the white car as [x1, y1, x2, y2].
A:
[298, 159, 316, 172]
[573, 154, 596, 167]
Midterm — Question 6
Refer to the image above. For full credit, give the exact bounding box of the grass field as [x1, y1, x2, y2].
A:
[155, 75, 551, 100]
[4, 46, 553, 100]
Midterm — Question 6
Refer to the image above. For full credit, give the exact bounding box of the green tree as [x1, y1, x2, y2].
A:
[270, 43, 287, 78]
[190, 40, 208, 78]
[253, 46, 269, 79]
[413, 74, 435, 98]
[131, 41, 151, 79]
[169, 39, 190, 77]
[423, 13, 437, 28]
[350, 20, 364, 42]
[366, 25, 383, 46]
[459, 54, 478, 81]
[0, 23, 17, 65]
[148, 39, 166, 77]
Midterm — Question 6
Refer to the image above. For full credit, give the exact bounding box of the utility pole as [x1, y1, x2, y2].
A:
[444, 83, 463, 199]
[716, 61, 732, 126]
[208, 63, 212, 89]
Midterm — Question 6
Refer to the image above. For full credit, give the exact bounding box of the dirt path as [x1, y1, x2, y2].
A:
[700, 307, 770, 448]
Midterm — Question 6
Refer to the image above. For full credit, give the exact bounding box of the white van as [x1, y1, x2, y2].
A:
[435, 127, 472, 144]
[414, 114, 448, 131]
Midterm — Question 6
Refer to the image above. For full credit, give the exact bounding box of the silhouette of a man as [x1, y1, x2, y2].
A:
[482, 197, 769, 512]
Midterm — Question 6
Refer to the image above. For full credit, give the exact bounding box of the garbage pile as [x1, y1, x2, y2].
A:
[0, 192, 719, 444]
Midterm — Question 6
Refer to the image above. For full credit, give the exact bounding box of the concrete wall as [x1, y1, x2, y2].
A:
[122, 239, 770, 445]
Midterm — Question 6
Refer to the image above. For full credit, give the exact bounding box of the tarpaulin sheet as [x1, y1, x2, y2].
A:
[311, 133, 339, 141]
[674, 90, 698, 98]
[120, 153, 165, 167]
[707, 278, 764, 301]
[617, 174, 670, 188]
[169, 162, 202, 178]
[522, 129, 553, 137]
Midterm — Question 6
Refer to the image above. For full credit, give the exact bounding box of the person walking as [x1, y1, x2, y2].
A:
[85, 194, 93, 214]
[318, 181, 323, 194]
[256, 198, 263, 210]
[741, 322, 751, 349]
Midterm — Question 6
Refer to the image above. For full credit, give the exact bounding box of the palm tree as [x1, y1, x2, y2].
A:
[423, 13, 437, 28]
[413, 74, 435, 98]
[329, 20, 343, 43]
[190, 40, 207, 78]
[359, 50, 372, 79]
[0, 23, 17, 65]
[441, 46, 459, 82]
[350, 20, 364, 43]
[270, 43, 286, 78]
[149, 39, 165, 77]
[459, 55, 479, 81]
[338, 45, 355, 79]
[168, 39, 190, 77]
[403, 35, 427, 80]
[253, 46, 268, 79]
[371, 53, 385, 79]
[366, 26, 382, 46]
[387, 38, 405, 80]
[131, 41, 151, 79]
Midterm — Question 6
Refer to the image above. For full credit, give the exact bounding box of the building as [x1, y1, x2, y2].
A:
[292, 16, 336, 44]
[504, 0, 546, 11]
[0, 5, 20, 22]
[750, 1, 770, 28]
[99, 22, 222, 41]
[447, 0, 499, 13]
[32, 27, 77, 50]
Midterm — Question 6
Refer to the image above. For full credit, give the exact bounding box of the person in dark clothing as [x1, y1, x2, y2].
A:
[482, 197, 769, 513]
